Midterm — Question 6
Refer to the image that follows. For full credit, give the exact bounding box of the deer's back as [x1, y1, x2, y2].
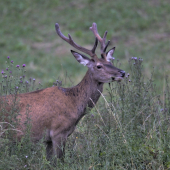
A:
[1, 86, 77, 140]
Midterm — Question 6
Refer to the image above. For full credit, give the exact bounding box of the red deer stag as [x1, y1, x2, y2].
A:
[1, 23, 125, 160]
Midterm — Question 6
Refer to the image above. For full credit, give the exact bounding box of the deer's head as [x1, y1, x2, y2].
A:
[55, 23, 125, 83]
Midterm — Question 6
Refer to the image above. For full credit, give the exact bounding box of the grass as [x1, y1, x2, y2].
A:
[1, 0, 170, 169]
[1, 57, 170, 169]
[0, 0, 170, 89]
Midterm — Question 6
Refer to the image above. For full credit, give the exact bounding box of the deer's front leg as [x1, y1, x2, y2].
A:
[51, 123, 76, 160]
[51, 134, 67, 160]
[46, 140, 53, 160]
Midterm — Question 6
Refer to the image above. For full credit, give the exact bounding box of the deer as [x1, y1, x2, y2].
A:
[1, 23, 125, 161]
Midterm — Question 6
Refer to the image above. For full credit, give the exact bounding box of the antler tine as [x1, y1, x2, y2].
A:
[91, 37, 98, 54]
[55, 23, 97, 57]
[103, 40, 110, 53]
[90, 23, 109, 54]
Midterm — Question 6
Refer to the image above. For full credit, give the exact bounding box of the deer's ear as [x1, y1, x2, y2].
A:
[71, 50, 91, 66]
[106, 47, 115, 62]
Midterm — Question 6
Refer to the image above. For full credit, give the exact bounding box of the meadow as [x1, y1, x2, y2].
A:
[0, 0, 170, 169]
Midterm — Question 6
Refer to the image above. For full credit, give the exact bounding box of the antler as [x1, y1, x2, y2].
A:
[55, 23, 98, 58]
[89, 23, 110, 55]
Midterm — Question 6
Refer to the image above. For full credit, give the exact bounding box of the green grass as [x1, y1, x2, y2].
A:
[1, 0, 170, 169]
[1, 57, 170, 169]
[0, 0, 170, 89]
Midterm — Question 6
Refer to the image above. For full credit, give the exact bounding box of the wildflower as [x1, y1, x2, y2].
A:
[33, 78, 35, 81]
[22, 64, 26, 67]
[4, 75, 7, 78]
[16, 86, 18, 89]
[131, 57, 134, 59]
[10, 71, 12, 74]
[134, 57, 137, 60]
[6, 68, 8, 71]
[25, 81, 28, 84]
[129, 79, 131, 82]
[11, 60, 13, 63]
[16, 65, 20, 68]
[23, 75, 25, 78]
[25, 156, 28, 158]
[161, 109, 163, 112]
[127, 73, 130, 76]
[20, 76, 22, 79]
[1, 70, 4, 74]
[7, 56, 10, 59]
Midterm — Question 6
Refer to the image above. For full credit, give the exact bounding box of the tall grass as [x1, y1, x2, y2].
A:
[0, 56, 170, 169]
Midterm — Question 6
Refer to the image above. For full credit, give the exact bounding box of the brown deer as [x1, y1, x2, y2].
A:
[2, 23, 125, 160]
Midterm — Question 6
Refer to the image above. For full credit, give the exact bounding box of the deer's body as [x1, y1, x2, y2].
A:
[1, 23, 125, 160]
[17, 70, 103, 141]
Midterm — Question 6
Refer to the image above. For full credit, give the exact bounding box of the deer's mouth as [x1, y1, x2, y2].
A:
[112, 77, 123, 82]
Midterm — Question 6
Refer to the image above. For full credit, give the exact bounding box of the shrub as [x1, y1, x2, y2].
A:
[64, 57, 170, 169]
[0, 56, 170, 169]
[0, 57, 51, 170]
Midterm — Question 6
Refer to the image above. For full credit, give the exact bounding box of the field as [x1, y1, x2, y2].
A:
[0, 0, 170, 169]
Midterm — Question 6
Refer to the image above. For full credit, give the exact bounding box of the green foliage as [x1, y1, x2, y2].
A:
[62, 57, 170, 169]
[0, 57, 42, 95]
[1, 56, 170, 169]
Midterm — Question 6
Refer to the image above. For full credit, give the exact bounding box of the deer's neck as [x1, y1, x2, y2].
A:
[75, 70, 104, 108]
[62, 70, 104, 119]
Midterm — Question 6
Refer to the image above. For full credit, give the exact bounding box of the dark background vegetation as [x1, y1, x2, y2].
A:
[0, 0, 170, 90]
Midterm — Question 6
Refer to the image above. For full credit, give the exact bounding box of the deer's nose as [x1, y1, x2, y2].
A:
[120, 70, 125, 77]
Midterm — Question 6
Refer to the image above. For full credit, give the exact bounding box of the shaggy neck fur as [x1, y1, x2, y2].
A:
[60, 70, 104, 121]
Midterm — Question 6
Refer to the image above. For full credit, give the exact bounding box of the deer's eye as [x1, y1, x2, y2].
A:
[97, 65, 102, 69]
